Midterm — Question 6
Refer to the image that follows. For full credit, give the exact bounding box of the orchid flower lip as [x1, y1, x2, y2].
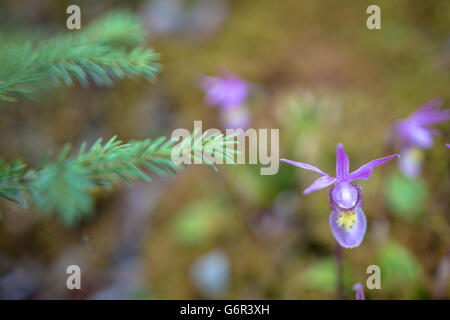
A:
[329, 205, 367, 248]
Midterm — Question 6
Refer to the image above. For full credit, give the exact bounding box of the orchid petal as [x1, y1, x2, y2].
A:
[410, 98, 444, 118]
[348, 154, 399, 181]
[280, 159, 328, 176]
[336, 143, 349, 179]
[415, 109, 450, 126]
[406, 125, 435, 148]
[397, 121, 435, 149]
[303, 175, 337, 195]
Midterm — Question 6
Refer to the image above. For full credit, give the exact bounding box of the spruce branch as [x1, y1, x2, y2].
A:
[0, 133, 238, 225]
[0, 10, 159, 102]
[0, 159, 27, 207]
[78, 10, 149, 48]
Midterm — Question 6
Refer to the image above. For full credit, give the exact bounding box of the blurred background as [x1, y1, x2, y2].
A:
[0, 0, 449, 299]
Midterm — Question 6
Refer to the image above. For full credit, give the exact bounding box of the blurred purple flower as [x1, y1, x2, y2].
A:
[198, 71, 252, 129]
[396, 98, 449, 149]
[446, 143, 450, 148]
[281, 143, 398, 248]
[352, 283, 365, 300]
[199, 71, 249, 109]
[394, 98, 449, 178]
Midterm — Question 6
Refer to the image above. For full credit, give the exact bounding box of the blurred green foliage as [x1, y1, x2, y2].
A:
[302, 258, 352, 295]
[171, 199, 232, 246]
[378, 241, 422, 296]
[0, 10, 160, 102]
[386, 172, 428, 220]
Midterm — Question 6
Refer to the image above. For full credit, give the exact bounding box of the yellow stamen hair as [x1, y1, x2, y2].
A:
[337, 211, 357, 231]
